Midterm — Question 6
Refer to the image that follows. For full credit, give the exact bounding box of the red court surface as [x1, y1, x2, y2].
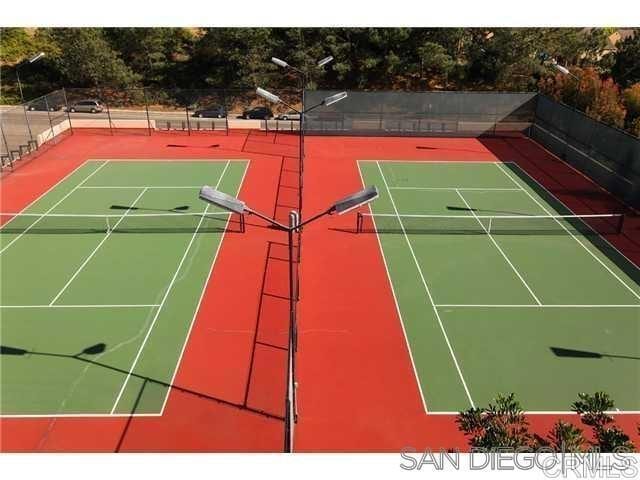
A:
[1, 130, 639, 451]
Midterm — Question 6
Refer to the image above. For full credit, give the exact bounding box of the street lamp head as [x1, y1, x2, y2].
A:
[331, 186, 378, 215]
[199, 186, 246, 214]
[323, 91, 347, 107]
[553, 64, 571, 76]
[317, 56, 334, 68]
[29, 52, 45, 63]
[256, 87, 281, 104]
[271, 57, 289, 68]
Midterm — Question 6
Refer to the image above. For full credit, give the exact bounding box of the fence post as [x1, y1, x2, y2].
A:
[223, 89, 229, 136]
[185, 106, 191, 136]
[62, 88, 73, 135]
[44, 96, 55, 146]
[143, 87, 152, 136]
[98, 87, 114, 135]
[22, 102, 34, 142]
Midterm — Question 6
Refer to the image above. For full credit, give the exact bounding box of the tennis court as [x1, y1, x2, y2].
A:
[358, 160, 640, 413]
[0, 159, 247, 416]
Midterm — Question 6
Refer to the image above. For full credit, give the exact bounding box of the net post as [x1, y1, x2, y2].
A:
[356, 212, 363, 233]
[240, 213, 246, 233]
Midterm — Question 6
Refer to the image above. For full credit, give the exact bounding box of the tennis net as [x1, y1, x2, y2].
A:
[0, 211, 245, 234]
[356, 212, 625, 236]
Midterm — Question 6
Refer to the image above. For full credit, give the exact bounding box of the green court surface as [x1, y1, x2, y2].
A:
[359, 160, 640, 413]
[0, 160, 247, 416]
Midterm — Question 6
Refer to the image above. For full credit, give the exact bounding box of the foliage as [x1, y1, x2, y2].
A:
[586, 78, 626, 128]
[623, 83, 640, 120]
[571, 392, 635, 453]
[539, 67, 627, 128]
[611, 29, 640, 88]
[540, 421, 587, 453]
[456, 393, 534, 450]
[41, 28, 140, 88]
[0, 28, 34, 64]
[1, 27, 638, 135]
[457, 392, 637, 453]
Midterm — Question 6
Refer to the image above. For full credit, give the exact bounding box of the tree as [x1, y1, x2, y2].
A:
[42, 28, 140, 87]
[539, 67, 627, 128]
[541, 421, 587, 453]
[572, 392, 635, 453]
[611, 29, 640, 88]
[623, 83, 640, 135]
[416, 42, 455, 86]
[0, 28, 35, 64]
[456, 393, 534, 450]
[104, 28, 194, 85]
[586, 78, 626, 128]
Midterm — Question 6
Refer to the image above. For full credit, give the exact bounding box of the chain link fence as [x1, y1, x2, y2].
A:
[303, 90, 537, 137]
[2, 86, 301, 170]
[531, 95, 640, 208]
[1, 89, 72, 170]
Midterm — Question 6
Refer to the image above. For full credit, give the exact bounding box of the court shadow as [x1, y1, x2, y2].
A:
[446, 205, 535, 216]
[110, 205, 190, 213]
[550, 346, 640, 361]
[0, 343, 284, 422]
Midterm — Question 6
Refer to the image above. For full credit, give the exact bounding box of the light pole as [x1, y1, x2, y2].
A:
[199, 184, 378, 452]
[15, 52, 45, 142]
[271, 55, 334, 88]
[16, 52, 45, 104]
[269, 55, 335, 173]
[256, 87, 347, 214]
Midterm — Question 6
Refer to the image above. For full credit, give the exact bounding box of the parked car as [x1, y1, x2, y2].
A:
[27, 100, 64, 112]
[68, 100, 105, 113]
[241, 106, 273, 120]
[275, 112, 300, 121]
[193, 105, 227, 118]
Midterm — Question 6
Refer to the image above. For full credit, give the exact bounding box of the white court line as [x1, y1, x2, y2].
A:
[377, 161, 475, 408]
[0, 161, 108, 255]
[390, 187, 521, 191]
[356, 162, 429, 414]
[110, 160, 231, 414]
[0, 159, 89, 227]
[48, 188, 148, 306]
[79, 185, 202, 189]
[159, 160, 250, 415]
[455, 189, 542, 305]
[436, 304, 640, 308]
[0, 304, 160, 309]
[495, 162, 640, 302]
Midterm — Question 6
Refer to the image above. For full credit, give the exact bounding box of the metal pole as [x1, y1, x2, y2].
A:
[284, 210, 297, 453]
[185, 106, 191, 136]
[288, 211, 296, 332]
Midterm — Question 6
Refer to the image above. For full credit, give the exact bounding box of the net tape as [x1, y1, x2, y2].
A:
[0, 211, 244, 234]
[356, 213, 624, 236]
